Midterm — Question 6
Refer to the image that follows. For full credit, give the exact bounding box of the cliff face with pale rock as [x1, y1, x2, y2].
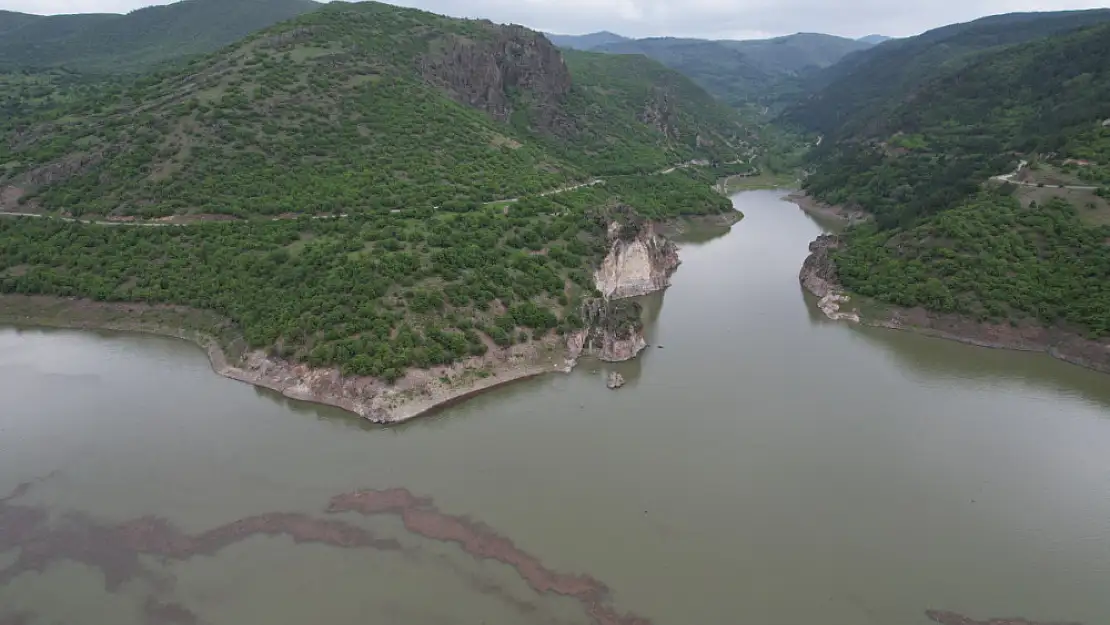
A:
[567, 298, 647, 362]
[800, 234, 860, 322]
[594, 222, 681, 300]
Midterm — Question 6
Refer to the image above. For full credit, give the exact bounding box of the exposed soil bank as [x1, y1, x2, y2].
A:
[784, 191, 870, 223]
[798, 235, 1110, 375]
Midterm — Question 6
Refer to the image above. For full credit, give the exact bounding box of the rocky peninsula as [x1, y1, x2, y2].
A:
[0, 212, 742, 423]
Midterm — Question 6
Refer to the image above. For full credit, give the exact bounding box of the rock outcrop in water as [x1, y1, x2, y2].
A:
[594, 221, 681, 300]
[607, 371, 626, 389]
[567, 298, 647, 362]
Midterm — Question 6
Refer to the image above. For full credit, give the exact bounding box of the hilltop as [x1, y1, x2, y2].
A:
[0, 0, 321, 73]
[1, 1, 749, 220]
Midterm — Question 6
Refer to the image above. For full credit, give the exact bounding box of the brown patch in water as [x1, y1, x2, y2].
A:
[2, 479, 648, 625]
[328, 488, 651, 625]
[926, 610, 1083, 625]
[0, 481, 400, 592]
[144, 597, 200, 625]
[0, 613, 31, 625]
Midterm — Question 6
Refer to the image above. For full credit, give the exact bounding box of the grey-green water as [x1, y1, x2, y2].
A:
[3, 190, 1110, 625]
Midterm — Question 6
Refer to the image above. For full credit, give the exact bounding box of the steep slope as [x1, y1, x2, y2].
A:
[593, 33, 871, 107]
[799, 22, 1110, 346]
[785, 9, 1110, 138]
[1, 1, 748, 219]
[0, 0, 321, 73]
[547, 31, 629, 50]
[803, 21, 1110, 226]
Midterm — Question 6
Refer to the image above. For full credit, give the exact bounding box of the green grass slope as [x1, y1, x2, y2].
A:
[0, 0, 321, 73]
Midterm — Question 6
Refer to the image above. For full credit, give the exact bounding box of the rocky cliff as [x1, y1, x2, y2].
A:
[594, 221, 681, 300]
[800, 234, 860, 322]
[567, 298, 647, 362]
[419, 25, 572, 132]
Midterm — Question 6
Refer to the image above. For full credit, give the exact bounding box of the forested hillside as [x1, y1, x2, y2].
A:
[0, 0, 748, 380]
[803, 21, 1110, 227]
[785, 9, 1110, 139]
[801, 19, 1110, 337]
[1, 1, 748, 220]
[0, 0, 321, 73]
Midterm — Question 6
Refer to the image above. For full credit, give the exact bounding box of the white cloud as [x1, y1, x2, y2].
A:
[6, 0, 1110, 39]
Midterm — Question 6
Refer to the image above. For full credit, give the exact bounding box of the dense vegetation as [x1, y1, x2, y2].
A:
[835, 192, 1110, 337]
[0, 0, 321, 73]
[1, 2, 749, 220]
[0, 170, 733, 378]
[586, 34, 871, 109]
[802, 21, 1110, 227]
[800, 18, 1110, 337]
[0, 1, 752, 378]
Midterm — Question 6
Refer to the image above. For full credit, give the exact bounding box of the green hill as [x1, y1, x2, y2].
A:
[591, 33, 870, 107]
[0, 0, 321, 73]
[1, 1, 748, 220]
[802, 21, 1110, 337]
[0, 1, 746, 382]
[785, 9, 1110, 138]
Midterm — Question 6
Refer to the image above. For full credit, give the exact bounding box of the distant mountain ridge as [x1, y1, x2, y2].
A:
[786, 9, 1110, 138]
[856, 34, 891, 44]
[545, 30, 629, 50]
[0, 0, 321, 73]
[552, 31, 872, 107]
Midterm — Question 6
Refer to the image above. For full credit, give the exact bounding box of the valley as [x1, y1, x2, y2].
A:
[2, 1, 1110, 623]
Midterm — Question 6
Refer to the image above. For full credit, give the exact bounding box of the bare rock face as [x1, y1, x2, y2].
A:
[798, 234, 858, 323]
[566, 298, 647, 363]
[639, 87, 678, 140]
[419, 26, 572, 131]
[800, 234, 841, 298]
[594, 222, 681, 300]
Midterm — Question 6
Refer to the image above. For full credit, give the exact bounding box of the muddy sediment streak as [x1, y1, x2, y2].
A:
[0, 480, 647, 625]
[327, 488, 651, 625]
[926, 610, 1083, 625]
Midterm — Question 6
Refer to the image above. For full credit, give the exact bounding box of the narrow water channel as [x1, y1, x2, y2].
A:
[2, 190, 1109, 625]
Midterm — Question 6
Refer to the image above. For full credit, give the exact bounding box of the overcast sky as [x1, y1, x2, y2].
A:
[6, 0, 1110, 39]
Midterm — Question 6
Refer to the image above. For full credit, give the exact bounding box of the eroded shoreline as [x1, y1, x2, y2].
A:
[794, 227, 1110, 375]
[0, 295, 578, 423]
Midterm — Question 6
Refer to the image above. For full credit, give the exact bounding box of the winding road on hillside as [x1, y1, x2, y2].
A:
[0, 160, 756, 228]
[990, 160, 1102, 190]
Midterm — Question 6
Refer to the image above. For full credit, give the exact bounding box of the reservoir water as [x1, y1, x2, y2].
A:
[3, 190, 1110, 625]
